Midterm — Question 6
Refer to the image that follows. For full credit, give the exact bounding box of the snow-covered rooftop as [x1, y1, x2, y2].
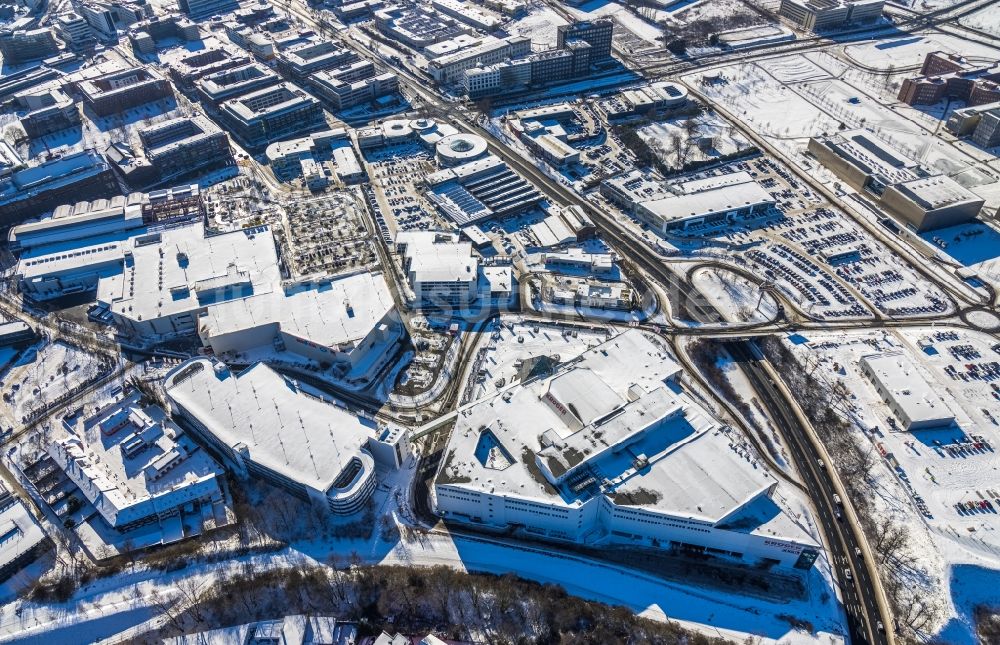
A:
[860, 351, 955, 429]
[164, 359, 380, 494]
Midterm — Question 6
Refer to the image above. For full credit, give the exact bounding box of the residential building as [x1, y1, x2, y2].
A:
[218, 82, 325, 148]
[196, 62, 280, 106]
[49, 392, 226, 532]
[0, 27, 60, 64]
[434, 330, 821, 569]
[163, 42, 250, 87]
[138, 115, 232, 180]
[16, 87, 80, 139]
[0, 485, 50, 583]
[164, 358, 410, 514]
[78, 66, 173, 117]
[166, 616, 358, 645]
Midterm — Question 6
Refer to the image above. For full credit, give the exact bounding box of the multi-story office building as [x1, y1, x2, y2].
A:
[218, 82, 325, 148]
[946, 101, 1000, 147]
[556, 19, 613, 62]
[49, 392, 225, 532]
[778, 0, 883, 31]
[177, 0, 239, 19]
[196, 62, 280, 105]
[55, 12, 98, 51]
[78, 66, 173, 117]
[310, 61, 398, 110]
[428, 35, 531, 84]
[898, 52, 1000, 106]
[275, 39, 355, 82]
[0, 27, 60, 64]
[138, 116, 232, 180]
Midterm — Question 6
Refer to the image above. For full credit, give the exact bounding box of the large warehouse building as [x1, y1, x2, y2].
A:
[860, 351, 954, 430]
[433, 330, 820, 569]
[165, 358, 410, 514]
[808, 130, 984, 230]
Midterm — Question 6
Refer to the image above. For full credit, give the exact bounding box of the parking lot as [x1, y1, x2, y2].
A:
[365, 144, 445, 236]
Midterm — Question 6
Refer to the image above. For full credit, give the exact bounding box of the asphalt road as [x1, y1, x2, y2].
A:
[728, 341, 888, 645]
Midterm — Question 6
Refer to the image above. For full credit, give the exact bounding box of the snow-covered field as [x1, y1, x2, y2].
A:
[637, 110, 753, 169]
[841, 34, 1000, 71]
[785, 328, 1000, 643]
[959, 5, 1000, 37]
[690, 266, 779, 322]
[0, 341, 104, 430]
[567, 1, 663, 45]
[505, 4, 568, 47]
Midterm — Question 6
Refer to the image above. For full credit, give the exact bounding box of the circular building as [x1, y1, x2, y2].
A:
[436, 133, 488, 167]
[382, 118, 413, 143]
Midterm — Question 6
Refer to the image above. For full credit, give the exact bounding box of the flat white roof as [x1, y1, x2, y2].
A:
[861, 351, 954, 427]
[437, 330, 811, 541]
[201, 272, 394, 349]
[0, 486, 47, 571]
[165, 359, 378, 493]
[639, 180, 774, 222]
[893, 175, 985, 211]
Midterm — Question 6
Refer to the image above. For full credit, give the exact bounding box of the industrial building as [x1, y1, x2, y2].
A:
[310, 61, 399, 111]
[601, 170, 776, 235]
[0, 27, 60, 65]
[434, 330, 820, 569]
[778, 0, 883, 31]
[78, 66, 173, 117]
[0, 321, 36, 347]
[880, 176, 985, 232]
[164, 358, 410, 514]
[218, 82, 325, 148]
[195, 62, 280, 105]
[897, 52, 1000, 107]
[0, 484, 50, 583]
[508, 119, 580, 168]
[138, 115, 232, 181]
[15, 86, 81, 139]
[860, 352, 955, 430]
[0, 148, 120, 229]
[807, 130, 984, 230]
[425, 154, 543, 225]
[49, 392, 226, 532]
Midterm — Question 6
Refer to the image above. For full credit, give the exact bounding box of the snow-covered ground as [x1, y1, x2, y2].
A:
[637, 110, 753, 169]
[959, 5, 1000, 37]
[505, 3, 568, 47]
[567, 1, 664, 45]
[784, 328, 1000, 643]
[690, 266, 779, 322]
[0, 341, 105, 430]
